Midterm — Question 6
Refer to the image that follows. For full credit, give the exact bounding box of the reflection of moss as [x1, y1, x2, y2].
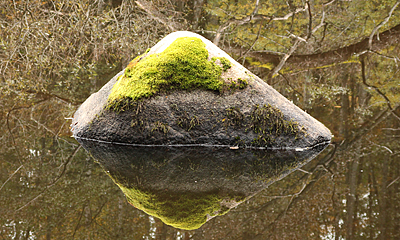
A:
[104, 164, 247, 230]
[218, 206, 230, 216]
[107, 37, 224, 111]
[84, 140, 324, 230]
[250, 104, 304, 147]
[118, 186, 225, 230]
[247, 58, 274, 70]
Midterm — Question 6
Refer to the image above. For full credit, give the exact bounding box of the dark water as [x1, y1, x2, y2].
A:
[1, 1, 400, 239]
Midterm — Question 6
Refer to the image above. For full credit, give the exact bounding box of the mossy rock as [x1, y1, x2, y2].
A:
[107, 37, 228, 110]
[71, 31, 331, 149]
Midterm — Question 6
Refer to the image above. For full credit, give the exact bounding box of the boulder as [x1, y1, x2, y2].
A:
[71, 31, 331, 149]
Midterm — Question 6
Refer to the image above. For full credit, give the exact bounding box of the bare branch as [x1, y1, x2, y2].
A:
[0, 165, 24, 192]
[323, 0, 337, 7]
[369, 1, 400, 49]
[270, 39, 302, 77]
[346, 103, 400, 148]
[237, 20, 265, 61]
[251, 0, 261, 16]
[15, 145, 81, 212]
[287, 31, 307, 42]
[368, 140, 393, 154]
[135, 0, 184, 31]
[360, 57, 400, 123]
[269, 6, 326, 77]
[272, 5, 309, 21]
[236, 10, 400, 72]
[213, 4, 309, 45]
[387, 176, 400, 188]
[275, 73, 304, 98]
[306, 1, 312, 39]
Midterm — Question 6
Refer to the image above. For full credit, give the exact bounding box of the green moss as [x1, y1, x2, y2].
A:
[238, 78, 248, 89]
[250, 104, 304, 147]
[118, 185, 224, 230]
[236, 78, 248, 89]
[151, 121, 169, 134]
[225, 107, 244, 127]
[177, 113, 201, 131]
[107, 37, 225, 110]
[211, 57, 232, 71]
[228, 78, 248, 90]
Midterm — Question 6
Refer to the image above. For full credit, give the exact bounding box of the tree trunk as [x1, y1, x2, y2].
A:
[379, 157, 388, 240]
[192, 0, 205, 30]
[346, 152, 359, 240]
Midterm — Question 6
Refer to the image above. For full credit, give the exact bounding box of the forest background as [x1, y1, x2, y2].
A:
[1, 0, 400, 239]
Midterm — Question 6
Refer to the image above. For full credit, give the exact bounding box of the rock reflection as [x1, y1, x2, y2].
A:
[77, 139, 329, 230]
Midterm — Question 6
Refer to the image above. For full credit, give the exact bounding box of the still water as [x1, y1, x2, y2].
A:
[1, 1, 400, 239]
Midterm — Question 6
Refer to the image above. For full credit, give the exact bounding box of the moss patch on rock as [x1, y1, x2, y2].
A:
[250, 104, 304, 147]
[211, 57, 232, 71]
[225, 107, 244, 128]
[117, 185, 226, 230]
[107, 37, 227, 110]
[228, 78, 248, 90]
[177, 112, 201, 131]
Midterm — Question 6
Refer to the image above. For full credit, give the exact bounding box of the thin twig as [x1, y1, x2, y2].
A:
[213, 4, 309, 45]
[360, 57, 400, 122]
[6, 100, 49, 164]
[135, 0, 183, 31]
[346, 104, 400, 148]
[72, 205, 86, 239]
[237, 20, 265, 61]
[0, 165, 24, 192]
[270, 6, 326, 77]
[387, 176, 399, 188]
[274, 73, 304, 98]
[369, 1, 400, 49]
[15, 145, 81, 212]
[369, 49, 400, 65]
